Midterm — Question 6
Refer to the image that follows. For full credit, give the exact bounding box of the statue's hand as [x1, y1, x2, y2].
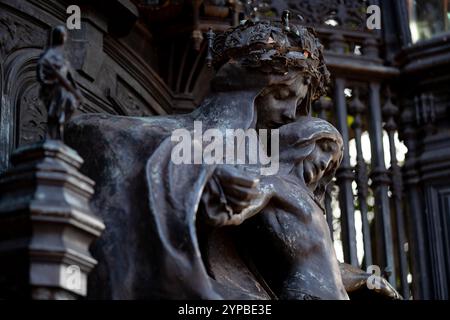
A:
[340, 263, 403, 300]
[202, 165, 272, 226]
[214, 165, 261, 213]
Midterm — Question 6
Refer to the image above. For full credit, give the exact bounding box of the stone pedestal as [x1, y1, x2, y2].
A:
[0, 140, 104, 299]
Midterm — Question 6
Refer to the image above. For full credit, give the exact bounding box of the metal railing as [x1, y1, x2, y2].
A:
[312, 24, 411, 298]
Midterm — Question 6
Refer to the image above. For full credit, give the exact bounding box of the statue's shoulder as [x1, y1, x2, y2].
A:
[69, 113, 179, 129]
[38, 47, 65, 67]
[68, 113, 131, 131]
[271, 176, 319, 213]
[65, 113, 189, 166]
[67, 113, 188, 145]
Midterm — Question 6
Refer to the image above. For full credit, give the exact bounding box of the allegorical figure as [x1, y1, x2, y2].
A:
[200, 117, 347, 299]
[204, 116, 400, 300]
[37, 26, 82, 140]
[263, 118, 400, 300]
[244, 117, 348, 300]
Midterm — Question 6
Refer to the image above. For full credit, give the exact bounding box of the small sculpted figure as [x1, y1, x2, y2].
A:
[37, 26, 82, 140]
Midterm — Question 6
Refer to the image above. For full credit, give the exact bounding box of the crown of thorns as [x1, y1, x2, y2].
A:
[207, 13, 330, 99]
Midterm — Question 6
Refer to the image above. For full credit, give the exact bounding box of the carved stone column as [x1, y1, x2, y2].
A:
[0, 139, 104, 299]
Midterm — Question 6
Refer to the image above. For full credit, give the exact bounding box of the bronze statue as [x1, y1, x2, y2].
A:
[65, 17, 399, 300]
[142, 19, 331, 299]
[37, 26, 82, 140]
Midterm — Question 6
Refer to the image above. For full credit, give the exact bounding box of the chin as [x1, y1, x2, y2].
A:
[257, 122, 276, 130]
[270, 121, 284, 129]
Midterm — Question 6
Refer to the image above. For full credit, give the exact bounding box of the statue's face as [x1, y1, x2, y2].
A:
[302, 139, 340, 190]
[255, 74, 310, 130]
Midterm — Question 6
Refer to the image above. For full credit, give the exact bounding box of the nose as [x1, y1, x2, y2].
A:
[281, 99, 297, 122]
[318, 153, 333, 171]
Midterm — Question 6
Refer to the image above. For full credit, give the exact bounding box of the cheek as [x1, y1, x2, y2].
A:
[307, 150, 319, 163]
[302, 84, 309, 96]
[264, 97, 284, 117]
[294, 164, 303, 178]
[258, 96, 274, 114]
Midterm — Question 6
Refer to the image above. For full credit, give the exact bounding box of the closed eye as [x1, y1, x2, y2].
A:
[320, 141, 330, 152]
[273, 86, 294, 100]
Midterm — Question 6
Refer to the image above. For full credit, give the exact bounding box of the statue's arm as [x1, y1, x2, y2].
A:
[67, 71, 78, 91]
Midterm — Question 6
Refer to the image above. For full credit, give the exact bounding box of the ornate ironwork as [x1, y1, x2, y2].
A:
[368, 82, 396, 286]
[236, 0, 369, 29]
[334, 77, 358, 266]
[348, 87, 373, 268]
[287, 0, 368, 30]
[382, 87, 410, 299]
